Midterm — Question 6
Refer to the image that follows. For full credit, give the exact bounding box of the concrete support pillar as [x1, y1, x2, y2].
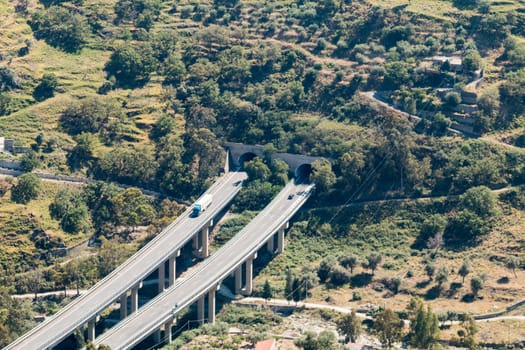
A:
[244, 256, 253, 295]
[119, 292, 127, 320]
[208, 288, 216, 324]
[266, 234, 274, 253]
[234, 266, 242, 294]
[131, 285, 139, 313]
[153, 329, 161, 344]
[158, 261, 165, 293]
[192, 233, 199, 251]
[87, 318, 96, 342]
[197, 295, 205, 325]
[277, 227, 285, 253]
[201, 224, 209, 258]
[165, 319, 173, 344]
[168, 254, 176, 287]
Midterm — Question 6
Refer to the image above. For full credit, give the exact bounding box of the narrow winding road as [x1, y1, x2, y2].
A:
[233, 297, 525, 323]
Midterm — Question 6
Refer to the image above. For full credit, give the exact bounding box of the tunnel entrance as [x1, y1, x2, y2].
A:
[295, 164, 312, 181]
[238, 152, 259, 169]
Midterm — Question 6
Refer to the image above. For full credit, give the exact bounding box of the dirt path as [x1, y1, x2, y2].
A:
[247, 38, 356, 68]
[360, 91, 525, 154]
[0, 167, 188, 203]
[309, 186, 515, 211]
[480, 135, 525, 153]
[11, 289, 88, 300]
[359, 91, 466, 136]
[234, 297, 525, 324]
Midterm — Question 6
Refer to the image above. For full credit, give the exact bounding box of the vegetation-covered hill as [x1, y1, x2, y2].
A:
[0, 0, 525, 347]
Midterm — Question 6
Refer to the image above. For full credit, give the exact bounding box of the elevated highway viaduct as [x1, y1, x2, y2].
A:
[5, 171, 247, 350]
[94, 180, 314, 349]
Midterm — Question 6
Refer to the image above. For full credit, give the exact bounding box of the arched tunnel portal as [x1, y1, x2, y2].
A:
[294, 163, 312, 180]
[238, 152, 260, 169]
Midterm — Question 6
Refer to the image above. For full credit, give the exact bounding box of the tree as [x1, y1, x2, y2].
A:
[462, 49, 482, 74]
[262, 280, 273, 300]
[0, 66, 21, 92]
[150, 113, 177, 142]
[318, 256, 336, 282]
[115, 0, 161, 25]
[246, 332, 266, 347]
[310, 159, 336, 192]
[425, 263, 436, 281]
[83, 181, 122, 232]
[436, 267, 449, 287]
[97, 238, 129, 276]
[460, 186, 498, 218]
[373, 308, 404, 348]
[30, 6, 89, 52]
[383, 61, 411, 90]
[329, 265, 351, 286]
[0, 93, 11, 116]
[364, 253, 382, 275]
[506, 256, 520, 278]
[300, 268, 319, 295]
[339, 254, 358, 274]
[409, 301, 439, 349]
[292, 277, 302, 303]
[65, 259, 83, 296]
[27, 269, 42, 300]
[20, 150, 41, 171]
[470, 276, 483, 297]
[458, 314, 478, 350]
[96, 146, 158, 186]
[61, 97, 126, 137]
[11, 173, 41, 204]
[0, 286, 33, 347]
[113, 188, 156, 230]
[459, 260, 471, 283]
[270, 159, 289, 186]
[183, 128, 224, 184]
[105, 43, 157, 87]
[49, 188, 91, 234]
[295, 330, 339, 350]
[426, 231, 444, 256]
[390, 277, 402, 294]
[284, 268, 294, 302]
[429, 112, 452, 136]
[445, 209, 492, 242]
[33, 73, 58, 101]
[339, 151, 365, 189]
[233, 180, 280, 211]
[244, 157, 271, 182]
[420, 214, 447, 241]
[499, 69, 525, 123]
[444, 91, 461, 109]
[68, 133, 98, 170]
[163, 54, 186, 85]
[337, 310, 362, 343]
